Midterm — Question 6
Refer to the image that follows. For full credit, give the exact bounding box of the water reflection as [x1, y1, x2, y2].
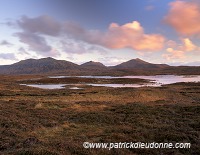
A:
[20, 84, 66, 89]
[22, 75, 200, 89]
[86, 83, 161, 88]
[48, 75, 200, 85]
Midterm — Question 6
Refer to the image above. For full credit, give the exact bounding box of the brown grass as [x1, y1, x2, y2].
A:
[0, 75, 200, 154]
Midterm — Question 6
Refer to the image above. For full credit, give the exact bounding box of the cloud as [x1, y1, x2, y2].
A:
[184, 61, 200, 66]
[17, 15, 61, 36]
[170, 38, 198, 52]
[13, 15, 165, 56]
[163, 48, 185, 61]
[15, 31, 52, 52]
[61, 40, 107, 54]
[65, 21, 165, 51]
[163, 37, 199, 61]
[63, 21, 86, 38]
[0, 53, 17, 60]
[101, 21, 165, 51]
[166, 40, 177, 48]
[0, 40, 12, 46]
[13, 15, 61, 56]
[164, 0, 200, 36]
[0, 20, 16, 28]
[18, 47, 30, 55]
[181, 38, 197, 51]
[15, 32, 60, 57]
[87, 46, 107, 54]
[45, 48, 61, 57]
[98, 57, 128, 66]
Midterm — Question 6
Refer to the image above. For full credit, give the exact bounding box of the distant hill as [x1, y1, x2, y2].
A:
[80, 61, 107, 69]
[0, 57, 79, 74]
[0, 57, 200, 75]
[113, 58, 169, 69]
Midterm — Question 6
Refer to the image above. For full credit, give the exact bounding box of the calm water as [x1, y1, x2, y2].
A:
[22, 75, 200, 89]
[20, 84, 66, 89]
[70, 87, 83, 90]
[20, 84, 84, 89]
[86, 83, 160, 88]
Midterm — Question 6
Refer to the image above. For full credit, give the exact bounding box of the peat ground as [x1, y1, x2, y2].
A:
[0, 75, 200, 155]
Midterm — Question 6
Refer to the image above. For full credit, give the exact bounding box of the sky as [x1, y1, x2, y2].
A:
[0, 0, 200, 66]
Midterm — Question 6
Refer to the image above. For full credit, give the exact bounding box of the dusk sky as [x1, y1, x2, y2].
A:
[0, 0, 200, 66]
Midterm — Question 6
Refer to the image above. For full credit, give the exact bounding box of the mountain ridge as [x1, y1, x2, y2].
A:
[80, 61, 106, 69]
[0, 57, 200, 75]
[113, 58, 169, 69]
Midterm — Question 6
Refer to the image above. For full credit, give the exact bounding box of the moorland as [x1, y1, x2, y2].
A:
[0, 75, 200, 155]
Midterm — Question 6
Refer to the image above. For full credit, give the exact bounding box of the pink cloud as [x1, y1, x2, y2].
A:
[181, 38, 197, 51]
[15, 15, 165, 54]
[163, 48, 185, 61]
[166, 40, 177, 48]
[101, 21, 165, 51]
[163, 37, 198, 61]
[165, 0, 200, 36]
[63, 20, 165, 51]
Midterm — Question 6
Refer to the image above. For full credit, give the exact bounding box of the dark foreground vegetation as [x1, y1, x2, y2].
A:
[0, 75, 200, 155]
